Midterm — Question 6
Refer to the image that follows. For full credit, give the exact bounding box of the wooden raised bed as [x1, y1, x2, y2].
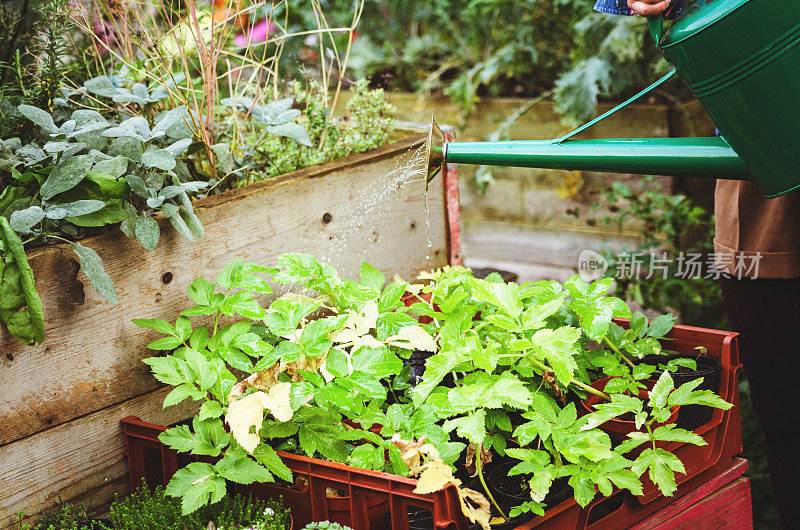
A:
[0, 127, 461, 528]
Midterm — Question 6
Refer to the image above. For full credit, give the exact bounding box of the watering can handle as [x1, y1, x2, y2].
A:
[647, 0, 683, 45]
[648, 15, 665, 44]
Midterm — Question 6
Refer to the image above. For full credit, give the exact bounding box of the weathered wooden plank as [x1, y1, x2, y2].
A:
[0, 135, 449, 446]
[0, 385, 196, 529]
[636, 478, 752, 529]
[628, 458, 751, 530]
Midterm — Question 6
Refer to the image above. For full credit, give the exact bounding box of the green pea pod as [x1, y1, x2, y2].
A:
[0, 217, 45, 345]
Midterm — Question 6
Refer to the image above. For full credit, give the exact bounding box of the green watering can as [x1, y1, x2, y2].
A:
[425, 0, 800, 198]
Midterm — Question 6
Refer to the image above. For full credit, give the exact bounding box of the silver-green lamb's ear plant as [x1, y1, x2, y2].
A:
[0, 83, 206, 343]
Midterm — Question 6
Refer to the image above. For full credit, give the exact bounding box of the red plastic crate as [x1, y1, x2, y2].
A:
[612, 321, 743, 504]
[121, 323, 743, 529]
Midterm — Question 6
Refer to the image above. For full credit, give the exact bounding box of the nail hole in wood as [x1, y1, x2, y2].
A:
[410, 221, 417, 230]
[162, 272, 173, 284]
[322, 212, 333, 224]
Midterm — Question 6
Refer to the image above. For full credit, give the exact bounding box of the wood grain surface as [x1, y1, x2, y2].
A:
[0, 135, 451, 526]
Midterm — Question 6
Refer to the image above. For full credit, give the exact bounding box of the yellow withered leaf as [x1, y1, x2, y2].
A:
[458, 487, 492, 530]
[226, 382, 294, 453]
[257, 382, 293, 423]
[388, 325, 437, 352]
[226, 392, 265, 453]
[413, 461, 460, 495]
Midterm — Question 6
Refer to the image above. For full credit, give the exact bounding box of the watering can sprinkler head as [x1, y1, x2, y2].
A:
[424, 117, 445, 185]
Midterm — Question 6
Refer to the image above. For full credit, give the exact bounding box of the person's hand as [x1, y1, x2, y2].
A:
[627, 0, 671, 16]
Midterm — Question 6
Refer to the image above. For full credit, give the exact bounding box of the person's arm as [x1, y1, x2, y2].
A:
[627, 0, 671, 16]
[593, 0, 675, 17]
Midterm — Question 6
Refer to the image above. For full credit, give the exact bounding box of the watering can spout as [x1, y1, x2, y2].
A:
[425, 118, 752, 185]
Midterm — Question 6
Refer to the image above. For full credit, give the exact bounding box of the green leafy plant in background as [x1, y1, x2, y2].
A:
[322, 0, 672, 125]
[594, 177, 726, 329]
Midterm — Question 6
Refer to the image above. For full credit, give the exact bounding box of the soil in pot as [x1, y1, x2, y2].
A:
[406, 503, 535, 530]
[580, 377, 679, 444]
[404, 349, 434, 387]
[407, 460, 573, 529]
[486, 460, 573, 509]
[637, 353, 722, 430]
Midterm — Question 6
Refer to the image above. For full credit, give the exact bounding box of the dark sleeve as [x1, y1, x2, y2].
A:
[594, 0, 684, 18]
[594, 0, 633, 16]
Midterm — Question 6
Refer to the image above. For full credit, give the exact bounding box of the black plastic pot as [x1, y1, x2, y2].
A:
[406, 504, 535, 530]
[486, 460, 573, 510]
[471, 267, 519, 284]
[403, 349, 434, 387]
[638, 353, 722, 430]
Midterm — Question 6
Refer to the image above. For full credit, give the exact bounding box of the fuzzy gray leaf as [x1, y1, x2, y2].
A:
[124, 174, 149, 198]
[49, 200, 106, 218]
[102, 116, 152, 142]
[44, 142, 71, 154]
[150, 72, 186, 100]
[10, 206, 46, 232]
[181, 206, 204, 238]
[210, 143, 234, 174]
[266, 122, 312, 147]
[142, 147, 176, 171]
[162, 203, 195, 242]
[18, 105, 58, 135]
[165, 138, 192, 157]
[15, 144, 47, 166]
[153, 106, 189, 135]
[262, 97, 294, 116]
[93, 156, 129, 178]
[72, 242, 118, 304]
[83, 76, 123, 98]
[135, 215, 160, 251]
[146, 196, 165, 208]
[41, 155, 94, 200]
[58, 120, 77, 137]
[71, 109, 108, 128]
[107, 137, 142, 162]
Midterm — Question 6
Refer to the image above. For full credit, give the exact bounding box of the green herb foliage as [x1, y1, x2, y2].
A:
[107, 483, 290, 530]
[13, 485, 290, 530]
[302, 523, 354, 530]
[15, 502, 99, 530]
[140, 254, 733, 522]
[222, 80, 395, 186]
[0, 74, 395, 345]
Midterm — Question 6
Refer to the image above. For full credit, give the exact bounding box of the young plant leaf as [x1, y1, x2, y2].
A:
[41, 155, 94, 200]
[71, 242, 118, 303]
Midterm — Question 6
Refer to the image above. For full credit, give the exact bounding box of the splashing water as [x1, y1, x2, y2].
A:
[319, 144, 432, 269]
